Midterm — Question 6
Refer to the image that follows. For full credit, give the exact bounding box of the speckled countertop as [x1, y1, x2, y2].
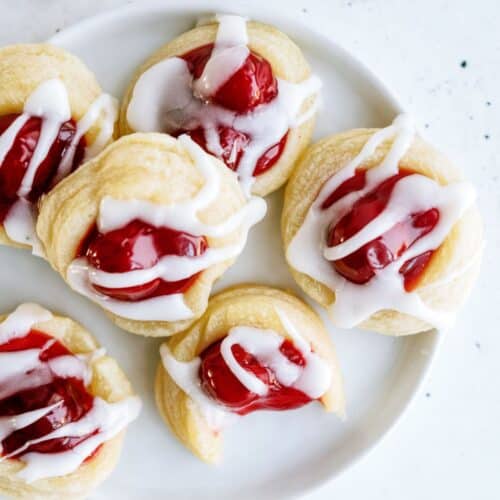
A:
[0, 1, 498, 499]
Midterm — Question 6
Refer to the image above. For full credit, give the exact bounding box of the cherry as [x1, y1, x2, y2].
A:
[0, 114, 85, 223]
[199, 339, 311, 415]
[79, 220, 207, 302]
[325, 169, 440, 291]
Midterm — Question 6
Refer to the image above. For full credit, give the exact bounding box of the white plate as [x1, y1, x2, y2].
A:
[0, 2, 439, 499]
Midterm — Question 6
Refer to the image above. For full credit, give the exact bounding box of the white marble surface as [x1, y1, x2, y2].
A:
[0, 0, 498, 499]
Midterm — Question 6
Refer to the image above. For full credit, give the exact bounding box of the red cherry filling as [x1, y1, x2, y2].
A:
[0, 114, 86, 224]
[182, 43, 278, 112]
[0, 330, 97, 458]
[182, 126, 288, 174]
[199, 338, 312, 415]
[325, 169, 440, 291]
[77, 220, 208, 301]
[174, 43, 286, 176]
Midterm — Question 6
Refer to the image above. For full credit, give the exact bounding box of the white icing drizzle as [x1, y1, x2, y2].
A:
[160, 307, 332, 431]
[0, 79, 117, 249]
[67, 135, 267, 322]
[0, 303, 52, 343]
[160, 345, 237, 431]
[192, 15, 249, 101]
[287, 114, 477, 330]
[52, 93, 118, 185]
[0, 367, 54, 402]
[0, 115, 29, 165]
[14, 397, 141, 483]
[16, 80, 72, 198]
[126, 14, 321, 195]
[2, 199, 39, 253]
[0, 304, 141, 483]
[0, 402, 63, 446]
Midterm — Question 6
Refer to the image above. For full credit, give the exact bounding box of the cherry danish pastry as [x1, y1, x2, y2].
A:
[36, 133, 266, 337]
[120, 14, 320, 196]
[0, 44, 117, 251]
[282, 115, 483, 335]
[156, 285, 344, 463]
[0, 303, 140, 498]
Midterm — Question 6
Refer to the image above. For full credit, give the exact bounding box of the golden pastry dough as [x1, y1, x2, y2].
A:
[119, 18, 316, 197]
[282, 128, 483, 336]
[155, 285, 345, 463]
[36, 133, 253, 337]
[0, 43, 115, 248]
[0, 307, 135, 500]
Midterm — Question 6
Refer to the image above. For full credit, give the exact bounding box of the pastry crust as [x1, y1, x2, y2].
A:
[0, 308, 135, 499]
[0, 43, 114, 248]
[119, 19, 316, 197]
[282, 129, 483, 335]
[155, 285, 345, 463]
[36, 133, 251, 337]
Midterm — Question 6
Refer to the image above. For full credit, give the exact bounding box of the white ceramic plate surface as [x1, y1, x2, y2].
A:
[0, 2, 439, 499]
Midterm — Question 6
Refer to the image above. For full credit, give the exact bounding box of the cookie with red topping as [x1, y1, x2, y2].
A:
[36, 133, 266, 337]
[0, 44, 117, 250]
[0, 303, 140, 499]
[155, 285, 344, 463]
[119, 15, 319, 197]
[282, 115, 483, 335]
